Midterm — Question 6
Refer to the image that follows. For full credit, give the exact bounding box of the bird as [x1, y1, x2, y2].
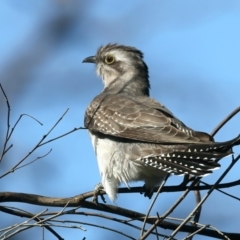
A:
[83, 43, 240, 202]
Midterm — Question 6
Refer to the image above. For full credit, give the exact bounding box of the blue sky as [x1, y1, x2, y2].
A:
[0, 1, 240, 239]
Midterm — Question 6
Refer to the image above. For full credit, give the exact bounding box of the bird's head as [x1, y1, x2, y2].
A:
[83, 44, 150, 96]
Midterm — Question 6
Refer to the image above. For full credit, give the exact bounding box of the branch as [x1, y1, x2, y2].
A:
[0, 176, 239, 208]
[168, 154, 240, 239]
[0, 108, 86, 179]
[0, 191, 239, 239]
[211, 106, 240, 137]
[0, 83, 11, 163]
[0, 207, 63, 240]
[118, 177, 240, 194]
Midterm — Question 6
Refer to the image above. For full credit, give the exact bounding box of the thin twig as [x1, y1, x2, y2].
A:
[211, 106, 240, 137]
[208, 225, 231, 240]
[140, 175, 169, 238]
[0, 83, 43, 163]
[168, 154, 240, 239]
[183, 224, 209, 240]
[38, 221, 135, 240]
[2, 144, 13, 155]
[0, 209, 48, 239]
[15, 149, 52, 170]
[0, 83, 11, 163]
[187, 181, 202, 240]
[200, 180, 240, 201]
[39, 126, 86, 147]
[0, 206, 63, 240]
[0, 109, 70, 179]
[8, 113, 43, 142]
[140, 177, 201, 240]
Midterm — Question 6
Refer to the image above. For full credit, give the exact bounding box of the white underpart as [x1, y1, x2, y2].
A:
[89, 131, 167, 201]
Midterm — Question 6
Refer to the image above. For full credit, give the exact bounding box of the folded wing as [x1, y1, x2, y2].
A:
[85, 94, 211, 144]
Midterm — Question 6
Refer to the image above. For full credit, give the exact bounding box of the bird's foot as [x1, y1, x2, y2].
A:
[93, 183, 106, 204]
[140, 184, 153, 199]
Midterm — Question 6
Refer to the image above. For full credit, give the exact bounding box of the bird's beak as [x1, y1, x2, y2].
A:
[82, 56, 96, 63]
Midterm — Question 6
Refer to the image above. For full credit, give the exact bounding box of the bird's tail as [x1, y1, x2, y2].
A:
[151, 135, 240, 177]
[179, 134, 240, 176]
[187, 134, 240, 154]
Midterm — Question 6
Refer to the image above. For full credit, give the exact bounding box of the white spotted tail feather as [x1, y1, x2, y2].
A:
[141, 152, 221, 177]
[140, 134, 240, 177]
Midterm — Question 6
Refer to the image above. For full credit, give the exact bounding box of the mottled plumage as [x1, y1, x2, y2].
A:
[83, 44, 240, 201]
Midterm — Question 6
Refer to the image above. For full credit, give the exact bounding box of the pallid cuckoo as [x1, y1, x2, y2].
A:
[83, 44, 240, 202]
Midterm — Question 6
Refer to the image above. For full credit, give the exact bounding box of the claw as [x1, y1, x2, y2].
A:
[92, 183, 106, 204]
[140, 184, 153, 199]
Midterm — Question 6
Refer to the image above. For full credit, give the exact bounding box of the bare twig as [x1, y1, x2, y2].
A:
[208, 225, 231, 240]
[14, 149, 52, 170]
[200, 180, 240, 201]
[0, 208, 48, 239]
[0, 206, 63, 240]
[0, 109, 70, 179]
[211, 106, 240, 137]
[0, 84, 44, 163]
[2, 144, 13, 156]
[168, 154, 240, 239]
[0, 83, 11, 163]
[140, 177, 201, 240]
[183, 224, 209, 240]
[39, 126, 86, 147]
[140, 175, 169, 238]
[187, 181, 202, 240]
[7, 113, 43, 143]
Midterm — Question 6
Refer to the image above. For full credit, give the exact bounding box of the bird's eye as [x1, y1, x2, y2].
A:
[105, 55, 115, 64]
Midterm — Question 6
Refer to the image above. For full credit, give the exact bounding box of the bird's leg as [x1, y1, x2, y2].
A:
[140, 184, 154, 199]
[93, 183, 106, 204]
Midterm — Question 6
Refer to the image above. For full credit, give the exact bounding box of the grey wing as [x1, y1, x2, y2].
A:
[85, 94, 212, 144]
